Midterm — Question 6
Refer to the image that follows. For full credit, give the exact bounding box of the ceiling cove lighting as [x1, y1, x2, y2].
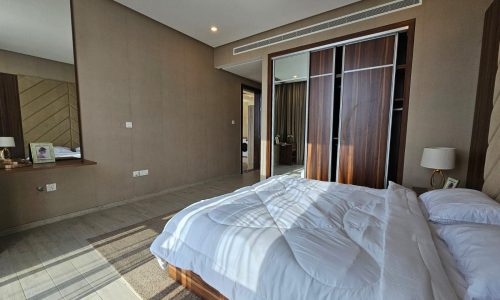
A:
[210, 26, 218, 32]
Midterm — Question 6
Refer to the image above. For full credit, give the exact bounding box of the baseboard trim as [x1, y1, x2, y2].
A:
[0, 176, 224, 237]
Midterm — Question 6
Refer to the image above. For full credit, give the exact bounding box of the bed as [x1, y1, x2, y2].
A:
[54, 146, 81, 159]
[151, 19, 500, 299]
[151, 176, 459, 299]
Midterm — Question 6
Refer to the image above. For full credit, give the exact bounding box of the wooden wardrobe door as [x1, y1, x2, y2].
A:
[306, 48, 334, 181]
[337, 36, 396, 188]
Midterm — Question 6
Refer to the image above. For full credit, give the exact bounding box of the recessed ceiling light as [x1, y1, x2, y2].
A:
[293, 75, 298, 79]
[210, 26, 218, 32]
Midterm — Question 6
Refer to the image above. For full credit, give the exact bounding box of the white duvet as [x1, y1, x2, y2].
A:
[150, 176, 457, 300]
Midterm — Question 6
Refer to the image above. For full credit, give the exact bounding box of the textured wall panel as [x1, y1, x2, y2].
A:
[18, 75, 80, 154]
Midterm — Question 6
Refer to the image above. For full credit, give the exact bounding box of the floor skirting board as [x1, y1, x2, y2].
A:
[0, 175, 236, 237]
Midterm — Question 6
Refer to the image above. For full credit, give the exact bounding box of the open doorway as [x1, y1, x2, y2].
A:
[241, 85, 261, 173]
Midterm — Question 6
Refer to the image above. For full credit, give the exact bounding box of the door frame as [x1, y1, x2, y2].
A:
[241, 85, 262, 174]
[265, 19, 415, 180]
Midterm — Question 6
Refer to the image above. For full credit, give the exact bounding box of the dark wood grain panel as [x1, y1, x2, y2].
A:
[338, 68, 393, 188]
[310, 48, 334, 76]
[344, 35, 395, 71]
[306, 75, 333, 181]
[0, 72, 25, 158]
[467, 0, 500, 189]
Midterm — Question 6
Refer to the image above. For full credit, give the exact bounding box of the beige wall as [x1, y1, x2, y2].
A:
[0, 49, 75, 82]
[0, 0, 258, 232]
[215, 0, 493, 187]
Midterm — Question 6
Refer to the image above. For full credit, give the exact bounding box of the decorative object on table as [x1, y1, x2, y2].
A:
[30, 143, 56, 164]
[443, 177, 460, 189]
[0, 158, 32, 170]
[0, 136, 15, 160]
[420, 147, 456, 189]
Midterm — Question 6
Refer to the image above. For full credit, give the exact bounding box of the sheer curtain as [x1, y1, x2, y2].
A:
[274, 81, 307, 164]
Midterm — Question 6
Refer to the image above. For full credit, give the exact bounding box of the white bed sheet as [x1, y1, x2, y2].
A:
[54, 146, 81, 158]
[151, 176, 457, 300]
[429, 223, 468, 299]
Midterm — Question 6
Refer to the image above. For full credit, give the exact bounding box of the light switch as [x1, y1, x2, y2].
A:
[133, 171, 140, 177]
[125, 122, 133, 128]
[46, 183, 57, 192]
[139, 169, 149, 176]
[231, 120, 236, 125]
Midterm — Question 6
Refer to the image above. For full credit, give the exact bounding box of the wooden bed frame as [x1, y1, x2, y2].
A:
[167, 264, 227, 300]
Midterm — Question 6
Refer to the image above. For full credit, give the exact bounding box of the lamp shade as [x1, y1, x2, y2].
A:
[0, 137, 15, 147]
[420, 147, 455, 170]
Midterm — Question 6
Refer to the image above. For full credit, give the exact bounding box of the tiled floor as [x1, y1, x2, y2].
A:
[273, 164, 304, 176]
[0, 171, 260, 300]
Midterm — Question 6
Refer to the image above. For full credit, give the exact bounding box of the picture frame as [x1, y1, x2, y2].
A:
[443, 177, 460, 189]
[30, 143, 56, 164]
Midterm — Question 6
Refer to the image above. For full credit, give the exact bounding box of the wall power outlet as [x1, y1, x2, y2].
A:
[46, 183, 57, 192]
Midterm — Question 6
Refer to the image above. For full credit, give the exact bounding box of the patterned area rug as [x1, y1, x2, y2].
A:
[88, 213, 198, 300]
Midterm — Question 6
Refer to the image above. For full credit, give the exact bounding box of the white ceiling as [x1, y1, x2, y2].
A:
[0, 0, 360, 79]
[0, 0, 73, 64]
[113, 0, 360, 47]
[224, 60, 262, 83]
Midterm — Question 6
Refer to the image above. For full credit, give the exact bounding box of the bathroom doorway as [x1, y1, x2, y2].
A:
[241, 85, 261, 173]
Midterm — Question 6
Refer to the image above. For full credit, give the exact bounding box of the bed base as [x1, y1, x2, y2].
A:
[167, 264, 227, 300]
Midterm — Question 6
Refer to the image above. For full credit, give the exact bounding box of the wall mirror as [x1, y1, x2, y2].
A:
[271, 52, 309, 176]
[0, 0, 82, 161]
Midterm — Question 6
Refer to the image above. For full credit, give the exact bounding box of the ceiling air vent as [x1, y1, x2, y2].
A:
[233, 0, 421, 55]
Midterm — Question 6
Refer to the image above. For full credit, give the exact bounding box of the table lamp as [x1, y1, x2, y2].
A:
[420, 147, 455, 189]
[0, 137, 15, 160]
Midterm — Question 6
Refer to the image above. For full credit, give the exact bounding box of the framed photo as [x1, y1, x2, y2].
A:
[30, 143, 55, 164]
[443, 177, 460, 189]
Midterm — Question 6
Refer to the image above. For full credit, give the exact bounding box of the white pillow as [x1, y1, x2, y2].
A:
[437, 224, 500, 300]
[420, 188, 500, 225]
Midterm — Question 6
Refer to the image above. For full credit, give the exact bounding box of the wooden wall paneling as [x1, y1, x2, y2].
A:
[467, 0, 500, 189]
[0, 72, 25, 158]
[306, 48, 335, 181]
[338, 36, 395, 188]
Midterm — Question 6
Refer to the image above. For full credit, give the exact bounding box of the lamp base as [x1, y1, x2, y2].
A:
[430, 169, 445, 189]
[0, 148, 10, 160]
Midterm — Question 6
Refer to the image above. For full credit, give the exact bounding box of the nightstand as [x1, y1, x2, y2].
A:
[412, 187, 430, 196]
